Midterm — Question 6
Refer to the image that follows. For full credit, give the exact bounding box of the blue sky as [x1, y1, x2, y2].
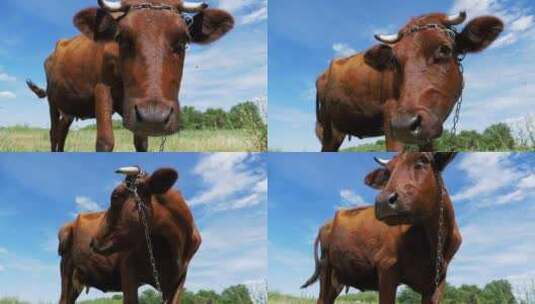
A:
[268, 0, 535, 151]
[268, 153, 535, 297]
[0, 153, 267, 302]
[0, 0, 266, 128]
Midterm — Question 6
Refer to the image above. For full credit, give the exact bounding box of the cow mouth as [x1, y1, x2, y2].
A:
[376, 213, 412, 225]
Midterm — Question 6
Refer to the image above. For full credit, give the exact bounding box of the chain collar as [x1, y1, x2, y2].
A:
[402, 23, 457, 43]
[125, 172, 167, 303]
[117, 3, 194, 28]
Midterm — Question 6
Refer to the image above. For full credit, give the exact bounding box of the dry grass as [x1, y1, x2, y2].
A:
[0, 126, 259, 152]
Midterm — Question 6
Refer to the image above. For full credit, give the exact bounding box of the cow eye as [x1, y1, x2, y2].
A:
[435, 45, 452, 62]
[414, 157, 429, 169]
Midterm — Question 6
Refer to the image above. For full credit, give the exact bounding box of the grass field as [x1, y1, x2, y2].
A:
[268, 292, 378, 304]
[0, 126, 259, 152]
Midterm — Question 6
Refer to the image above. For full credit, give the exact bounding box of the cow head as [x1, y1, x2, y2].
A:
[90, 167, 178, 255]
[365, 12, 503, 144]
[365, 152, 456, 225]
[74, 0, 234, 136]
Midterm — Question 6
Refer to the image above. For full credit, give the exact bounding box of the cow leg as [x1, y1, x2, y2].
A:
[56, 113, 74, 152]
[317, 266, 341, 304]
[422, 280, 446, 304]
[378, 270, 398, 304]
[94, 84, 115, 152]
[59, 258, 81, 304]
[49, 105, 60, 152]
[316, 122, 345, 152]
[134, 134, 149, 152]
[168, 271, 188, 304]
[121, 261, 139, 304]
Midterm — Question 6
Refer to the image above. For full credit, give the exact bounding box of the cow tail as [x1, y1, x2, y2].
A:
[26, 79, 47, 99]
[58, 224, 73, 257]
[301, 232, 322, 288]
[317, 92, 333, 144]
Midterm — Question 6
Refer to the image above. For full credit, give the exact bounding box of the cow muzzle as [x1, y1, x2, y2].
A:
[391, 111, 442, 144]
[126, 99, 180, 136]
[375, 191, 411, 224]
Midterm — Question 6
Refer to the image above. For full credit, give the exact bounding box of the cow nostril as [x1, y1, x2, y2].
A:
[388, 192, 398, 206]
[409, 115, 422, 135]
[409, 115, 422, 131]
[135, 105, 144, 123]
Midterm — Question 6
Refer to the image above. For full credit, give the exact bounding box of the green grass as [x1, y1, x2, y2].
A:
[268, 291, 378, 304]
[0, 126, 260, 152]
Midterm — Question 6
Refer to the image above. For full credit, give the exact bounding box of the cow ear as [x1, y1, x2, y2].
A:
[456, 16, 504, 54]
[365, 168, 390, 189]
[190, 9, 234, 44]
[364, 44, 396, 71]
[433, 152, 457, 172]
[73, 8, 118, 41]
[146, 168, 179, 194]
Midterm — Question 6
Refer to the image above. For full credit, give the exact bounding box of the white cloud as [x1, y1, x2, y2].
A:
[339, 189, 366, 207]
[0, 91, 16, 99]
[332, 43, 356, 58]
[241, 6, 267, 25]
[0, 247, 8, 255]
[452, 154, 535, 207]
[189, 153, 266, 211]
[511, 15, 534, 32]
[217, 0, 267, 26]
[74, 196, 101, 212]
[0, 72, 16, 82]
[0, 264, 4, 272]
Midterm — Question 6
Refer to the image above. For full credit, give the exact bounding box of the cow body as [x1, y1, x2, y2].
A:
[316, 13, 503, 152]
[315, 53, 397, 144]
[308, 202, 460, 304]
[28, 0, 234, 152]
[44, 36, 122, 120]
[303, 153, 461, 303]
[58, 190, 201, 304]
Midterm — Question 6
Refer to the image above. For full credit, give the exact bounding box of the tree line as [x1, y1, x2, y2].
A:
[81, 102, 264, 131]
[269, 279, 534, 304]
[347, 123, 535, 152]
[0, 285, 254, 304]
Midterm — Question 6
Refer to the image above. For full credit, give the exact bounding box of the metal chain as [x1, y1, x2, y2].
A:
[126, 176, 167, 303]
[434, 174, 447, 291]
[159, 136, 167, 152]
[450, 59, 465, 138]
[434, 187, 445, 290]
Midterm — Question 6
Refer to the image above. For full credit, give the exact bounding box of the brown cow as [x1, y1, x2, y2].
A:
[315, 12, 503, 152]
[302, 152, 461, 304]
[27, 0, 234, 152]
[58, 167, 201, 303]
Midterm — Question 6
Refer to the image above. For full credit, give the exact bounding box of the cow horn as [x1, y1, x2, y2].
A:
[445, 11, 467, 25]
[374, 33, 401, 44]
[374, 157, 390, 167]
[98, 0, 126, 12]
[115, 166, 141, 176]
[181, 1, 208, 13]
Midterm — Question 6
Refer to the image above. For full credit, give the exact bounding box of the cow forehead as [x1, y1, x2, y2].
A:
[402, 13, 449, 30]
[119, 8, 189, 35]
